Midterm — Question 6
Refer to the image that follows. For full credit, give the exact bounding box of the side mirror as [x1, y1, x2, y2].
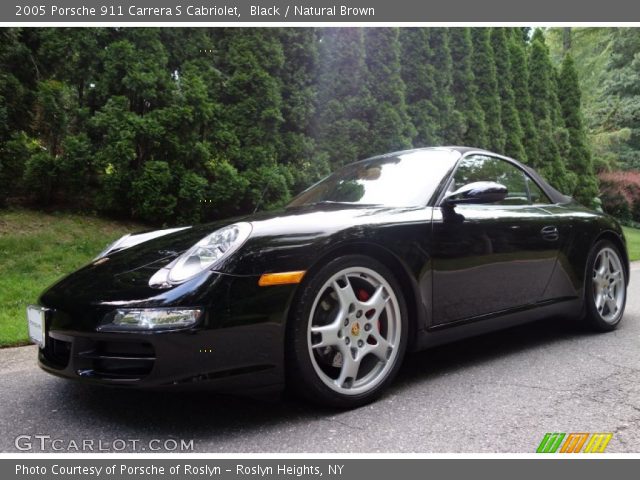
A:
[442, 181, 507, 206]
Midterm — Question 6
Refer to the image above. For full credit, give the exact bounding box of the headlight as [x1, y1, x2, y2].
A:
[149, 222, 252, 287]
[100, 308, 202, 331]
[94, 227, 190, 260]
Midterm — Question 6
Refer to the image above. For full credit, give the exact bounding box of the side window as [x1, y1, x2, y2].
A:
[526, 175, 551, 204]
[452, 155, 549, 205]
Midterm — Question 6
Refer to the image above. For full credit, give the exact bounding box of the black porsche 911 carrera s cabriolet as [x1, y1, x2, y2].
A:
[28, 147, 629, 408]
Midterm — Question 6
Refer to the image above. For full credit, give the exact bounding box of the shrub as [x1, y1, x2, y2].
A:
[202, 157, 249, 219]
[0, 132, 39, 206]
[130, 161, 177, 223]
[598, 170, 640, 222]
[23, 150, 57, 205]
[58, 133, 93, 201]
[176, 171, 208, 224]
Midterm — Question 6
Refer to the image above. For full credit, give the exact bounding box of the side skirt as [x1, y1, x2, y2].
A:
[412, 297, 582, 351]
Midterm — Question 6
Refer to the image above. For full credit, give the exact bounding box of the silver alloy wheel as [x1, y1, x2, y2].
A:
[307, 266, 402, 396]
[592, 247, 625, 324]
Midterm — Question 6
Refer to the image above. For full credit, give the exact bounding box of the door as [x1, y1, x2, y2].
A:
[431, 154, 561, 325]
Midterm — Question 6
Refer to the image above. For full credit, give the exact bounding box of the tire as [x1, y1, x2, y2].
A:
[286, 255, 408, 408]
[583, 240, 627, 332]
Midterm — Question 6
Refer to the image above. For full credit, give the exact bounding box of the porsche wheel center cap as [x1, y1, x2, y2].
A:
[351, 322, 361, 336]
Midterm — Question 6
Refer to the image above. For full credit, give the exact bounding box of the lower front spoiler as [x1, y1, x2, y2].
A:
[37, 325, 285, 394]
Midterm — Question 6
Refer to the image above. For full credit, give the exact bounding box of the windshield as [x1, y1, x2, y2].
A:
[287, 149, 460, 208]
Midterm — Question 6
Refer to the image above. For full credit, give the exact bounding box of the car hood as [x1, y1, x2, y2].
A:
[39, 204, 404, 309]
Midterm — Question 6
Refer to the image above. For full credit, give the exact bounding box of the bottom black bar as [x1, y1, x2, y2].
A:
[3, 459, 638, 480]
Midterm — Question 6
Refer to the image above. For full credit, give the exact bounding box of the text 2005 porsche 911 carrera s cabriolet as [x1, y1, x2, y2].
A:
[27, 147, 629, 407]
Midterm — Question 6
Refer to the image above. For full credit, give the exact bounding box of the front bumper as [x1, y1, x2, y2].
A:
[36, 273, 298, 393]
[38, 324, 284, 392]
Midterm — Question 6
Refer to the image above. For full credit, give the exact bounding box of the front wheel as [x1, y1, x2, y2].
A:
[286, 255, 408, 408]
[583, 240, 627, 331]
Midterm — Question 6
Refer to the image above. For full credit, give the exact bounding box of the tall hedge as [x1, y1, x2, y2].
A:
[470, 28, 506, 153]
[0, 27, 600, 220]
[448, 28, 487, 148]
[558, 54, 599, 206]
[491, 28, 526, 162]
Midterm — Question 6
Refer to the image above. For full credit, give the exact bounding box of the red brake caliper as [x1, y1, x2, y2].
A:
[357, 289, 369, 302]
[357, 289, 379, 340]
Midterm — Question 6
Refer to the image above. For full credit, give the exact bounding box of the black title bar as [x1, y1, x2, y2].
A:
[3, 0, 640, 22]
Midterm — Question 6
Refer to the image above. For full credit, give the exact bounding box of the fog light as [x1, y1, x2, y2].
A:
[101, 308, 202, 331]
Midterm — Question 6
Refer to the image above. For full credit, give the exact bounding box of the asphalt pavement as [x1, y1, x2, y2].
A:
[1, 263, 639, 453]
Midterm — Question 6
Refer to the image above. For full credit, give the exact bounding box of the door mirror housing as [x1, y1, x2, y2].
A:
[442, 181, 508, 206]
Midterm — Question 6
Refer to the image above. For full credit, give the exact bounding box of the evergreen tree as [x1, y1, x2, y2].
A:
[399, 28, 439, 147]
[448, 28, 487, 147]
[0, 28, 35, 205]
[36, 28, 107, 107]
[550, 67, 573, 174]
[217, 29, 289, 211]
[471, 28, 505, 152]
[315, 28, 372, 168]
[279, 29, 329, 192]
[0, 27, 603, 222]
[160, 28, 213, 72]
[490, 28, 526, 162]
[363, 28, 415, 156]
[545, 28, 626, 171]
[2, 28, 41, 133]
[92, 29, 177, 218]
[600, 28, 640, 169]
[99, 29, 172, 117]
[508, 29, 538, 164]
[159, 29, 231, 222]
[528, 29, 575, 193]
[33, 79, 73, 157]
[90, 95, 142, 215]
[427, 28, 464, 143]
[558, 54, 599, 206]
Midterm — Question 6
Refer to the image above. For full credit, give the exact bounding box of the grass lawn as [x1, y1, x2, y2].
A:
[0, 209, 143, 347]
[623, 226, 640, 262]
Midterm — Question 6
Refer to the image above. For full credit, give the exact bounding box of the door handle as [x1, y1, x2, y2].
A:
[541, 225, 559, 241]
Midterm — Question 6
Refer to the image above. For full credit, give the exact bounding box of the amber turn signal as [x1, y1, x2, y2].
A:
[258, 271, 306, 287]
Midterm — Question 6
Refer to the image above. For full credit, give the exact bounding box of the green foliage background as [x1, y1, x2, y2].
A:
[0, 27, 599, 224]
[547, 28, 640, 173]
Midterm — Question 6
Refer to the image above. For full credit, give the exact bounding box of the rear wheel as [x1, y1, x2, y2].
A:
[287, 255, 408, 408]
[583, 240, 627, 331]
